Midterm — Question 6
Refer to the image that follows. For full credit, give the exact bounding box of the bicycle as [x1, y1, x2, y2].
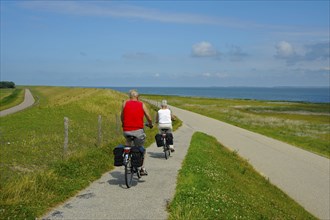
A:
[160, 129, 172, 160]
[122, 136, 143, 188]
[122, 123, 153, 188]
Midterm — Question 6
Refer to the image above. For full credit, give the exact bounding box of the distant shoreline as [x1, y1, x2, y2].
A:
[107, 86, 330, 104]
[15, 85, 330, 103]
[104, 86, 330, 89]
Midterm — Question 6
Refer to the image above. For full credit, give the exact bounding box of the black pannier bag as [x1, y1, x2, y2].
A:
[166, 133, 174, 145]
[130, 146, 143, 167]
[113, 145, 124, 166]
[155, 134, 164, 147]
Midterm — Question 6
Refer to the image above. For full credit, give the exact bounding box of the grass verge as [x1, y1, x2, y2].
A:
[168, 132, 316, 219]
[143, 95, 330, 158]
[0, 88, 24, 111]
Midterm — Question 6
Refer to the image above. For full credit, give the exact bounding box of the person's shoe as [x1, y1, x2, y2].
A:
[140, 168, 148, 176]
[170, 147, 175, 152]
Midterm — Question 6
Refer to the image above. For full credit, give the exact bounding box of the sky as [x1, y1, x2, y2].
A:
[0, 0, 329, 87]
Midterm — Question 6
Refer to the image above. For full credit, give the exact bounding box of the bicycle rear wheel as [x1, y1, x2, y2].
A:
[164, 145, 170, 160]
[125, 159, 133, 188]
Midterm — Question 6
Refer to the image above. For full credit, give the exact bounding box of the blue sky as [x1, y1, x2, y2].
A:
[1, 0, 329, 87]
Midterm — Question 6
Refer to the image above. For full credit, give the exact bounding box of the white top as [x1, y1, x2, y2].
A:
[158, 109, 172, 124]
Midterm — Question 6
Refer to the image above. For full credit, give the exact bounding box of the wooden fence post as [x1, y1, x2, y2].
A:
[116, 113, 120, 135]
[64, 117, 69, 157]
[98, 115, 102, 146]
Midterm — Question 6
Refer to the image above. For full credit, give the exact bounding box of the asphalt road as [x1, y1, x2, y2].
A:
[41, 101, 329, 220]
[0, 88, 35, 117]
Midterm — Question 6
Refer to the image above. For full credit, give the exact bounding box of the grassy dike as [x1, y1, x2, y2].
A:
[0, 88, 25, 111]
[168, 132, 316, 219]
[0, 87, 323, 219]
[143, 95, 330, 158]
[0, 86, 166, 219]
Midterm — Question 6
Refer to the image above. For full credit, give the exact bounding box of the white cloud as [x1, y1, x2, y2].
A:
[202, 72, 211, 77]
[17, 1, 275, 29]
[18, 1, 218, 25]
[275, 41, 295, 58]
[192, 41, 219, 57]
[215, 72, 229, 78]
[201, 72, 228, 78]
[274, 41, 329, 67]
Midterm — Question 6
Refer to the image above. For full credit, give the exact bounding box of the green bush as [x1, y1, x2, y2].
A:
[0, 81, 16, 88]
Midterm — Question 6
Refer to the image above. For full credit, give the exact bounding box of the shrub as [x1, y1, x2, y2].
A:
[0, 81, 16, 88]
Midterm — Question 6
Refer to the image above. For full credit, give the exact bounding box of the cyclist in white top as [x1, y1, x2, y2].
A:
[156, 100, 175, 151]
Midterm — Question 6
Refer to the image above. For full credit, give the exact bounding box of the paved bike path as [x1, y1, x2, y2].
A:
[42, 103, 329, 220]
[42, 124, 194, 220]
[0, 88, 35, 117]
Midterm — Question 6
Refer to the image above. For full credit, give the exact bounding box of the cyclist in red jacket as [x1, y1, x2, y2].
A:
[121, 89, 153, 175]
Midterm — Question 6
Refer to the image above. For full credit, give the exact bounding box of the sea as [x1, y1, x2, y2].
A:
[108, 87, 330, 103]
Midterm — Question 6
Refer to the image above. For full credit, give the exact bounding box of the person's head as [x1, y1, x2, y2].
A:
[128, 89, 139, 100]
[161, 100, 167, 108]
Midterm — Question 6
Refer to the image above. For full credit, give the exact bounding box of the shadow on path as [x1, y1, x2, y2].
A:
[148, 151, 166, 159]
[108, 170, 145, 189]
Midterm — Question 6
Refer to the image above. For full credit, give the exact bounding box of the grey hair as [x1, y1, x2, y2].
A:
[128, 89, 139, 98]
[161, 100, 167, 107]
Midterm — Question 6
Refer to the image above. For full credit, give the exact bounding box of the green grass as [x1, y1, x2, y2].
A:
[168, 132, 316, 219]
[0, 88, 24, 111]
[1, 86, 321, 219]
[0, 86, 180, 219]
[143, 95, 330, 158]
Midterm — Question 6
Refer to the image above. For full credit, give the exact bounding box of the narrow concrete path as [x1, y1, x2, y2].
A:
[42, 124, 194, 220]
[169, 105, 329, 220]
[0, 88, 35, 117]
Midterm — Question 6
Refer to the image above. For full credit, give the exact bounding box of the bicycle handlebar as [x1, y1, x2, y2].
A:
[144, 123, 153, 129]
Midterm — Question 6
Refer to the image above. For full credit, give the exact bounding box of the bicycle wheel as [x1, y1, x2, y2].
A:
[125, 159, 133, 188]
[164, 145, 169, 160]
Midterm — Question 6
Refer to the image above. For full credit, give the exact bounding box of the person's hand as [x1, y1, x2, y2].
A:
[145, 123, 153, 128]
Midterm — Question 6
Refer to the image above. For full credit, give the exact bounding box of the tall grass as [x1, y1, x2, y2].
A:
[0, 86, 164, 219]
[144, 95, 330, 158]
[168, 132, 316, 219]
